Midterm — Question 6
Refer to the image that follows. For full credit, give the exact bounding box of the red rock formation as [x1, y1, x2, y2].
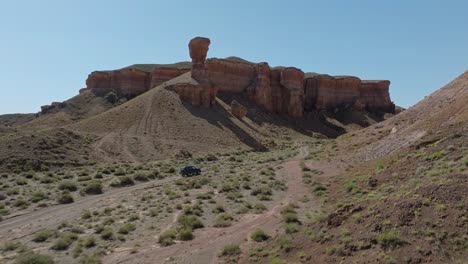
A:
[360, 80, 395, 113]
[231, 100, 248, 119]
[247, 62, 273, 112]
[305, 75, 360, 110]
[280, 67, 305, 118]
[111, 69, 151, 98]
[83, 36, 395, 118]
[172, 83, 217, 107]
[150, 67, 189, 88]
[86, 69, 151, 98]
[205, 59, 256, 93]
[86, 71, 112, 96]
[189, 37, 211, 81]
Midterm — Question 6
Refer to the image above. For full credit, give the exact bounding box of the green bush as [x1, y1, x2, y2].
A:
[82, 236, 96, 248]
[251, 229, 269, 242]
[133, 172, 149, 182]
[78, 254, 102, 264]
[84, 181, 103, 195]
[158, 229, 177, 246]
[214, 214, 233, 227]
[177, 215, 204, 229]
[100, 226, 113, 240]
[377, 230, 405, 249]
[58, 191, 74, 204]
[14, 252, 54, 264]
[118, 223, 136, 235]
[31, 192, 47, 203]
[220, 244, 241, 256]
[51, 237, 73, 250]
[33, 229, 55, 242]
[58, 181, 78, 191]
[253, 203, 267, 213]
[278, 236, 294, 252]
[178, 228, 193, 241]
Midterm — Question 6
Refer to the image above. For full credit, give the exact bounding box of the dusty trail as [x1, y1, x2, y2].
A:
[103, 146, 340, 264]
[0, 177, 179, 241]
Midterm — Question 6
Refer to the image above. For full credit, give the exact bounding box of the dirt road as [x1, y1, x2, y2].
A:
[103, 147, 340, 264]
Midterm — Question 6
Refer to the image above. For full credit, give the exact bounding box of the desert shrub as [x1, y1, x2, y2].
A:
[78, 254, 102, 264]
[158, 229, 177, 246]
[251, 186, 272, 196]
[114, 169, 126, 176]
[147, 169, 161, 179]
[58, 191, 74, 204]
[40, 176, 55, 184]
[33, 229, 55, 242]
[31, 192, 47, 203]
[3, 241, 24, 251]
[51, 234, 76, 250]
[100, 226, 113, 240]
[15, 178, 27, 185]
[178, 215, 204, 229]
[58, 181, 78, 191]
[13, 252, 54, 264]
[178, 227, 193, 241]
[214, 214, 234, 227]
[278, 236, 294, 252]
[14, 199, 28, 208]
[251, 229, 269, 242]
[377, 230, 405, 249]
[253, 203, 267, 213]
[82, 236, 96, 248]
[118, 223, 136, 235]
[81, 210, 92, 219]
[212, 204, 225, 214]
[133, 172, 148, 182]
[83, 181, 103, 195]
[285, 223, 299, 234]
[220, 244, 241, 256]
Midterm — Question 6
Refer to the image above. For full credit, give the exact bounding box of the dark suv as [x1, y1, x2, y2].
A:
[180, 166, 201, 177]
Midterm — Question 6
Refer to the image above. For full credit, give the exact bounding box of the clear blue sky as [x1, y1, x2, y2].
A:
[1, 0, 467, 114]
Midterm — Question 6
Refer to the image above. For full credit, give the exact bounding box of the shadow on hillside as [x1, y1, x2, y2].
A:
[182, 101, 267, 151]
[216, 93, 345, 138]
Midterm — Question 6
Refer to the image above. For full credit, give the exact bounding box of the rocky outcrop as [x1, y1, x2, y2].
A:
[280, 67, 305, 118]
[40, 102, 65, 114]
[189, 37, 211, 81]
[304, 75, 394, 113]
[205, 59, 256, 93]
[86, 67, 187, 99]
[360, 80, 395, 113]
[305, 75, 361, 111]
[247, 62, 273, 112]
[172, 83, 217, 107]
[151, 67, 189, 88]
[86, 69, 150, 98]
[231, 100, 248, 119]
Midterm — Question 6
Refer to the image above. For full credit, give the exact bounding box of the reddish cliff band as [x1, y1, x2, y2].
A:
[43, 36, 395, 117]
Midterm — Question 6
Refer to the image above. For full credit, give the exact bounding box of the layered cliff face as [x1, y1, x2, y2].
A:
[151, 67, 189, 88]
[205, 59, 256, 93]
[81, 36, 394, 119]
[360, 80, 395, 112]
[304, 75, 395, 114]
[86, 67, 188, 99]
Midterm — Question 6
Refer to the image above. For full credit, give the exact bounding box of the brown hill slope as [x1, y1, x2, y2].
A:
[338, 70, 468, 161]
[256, 71, 467, 264]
